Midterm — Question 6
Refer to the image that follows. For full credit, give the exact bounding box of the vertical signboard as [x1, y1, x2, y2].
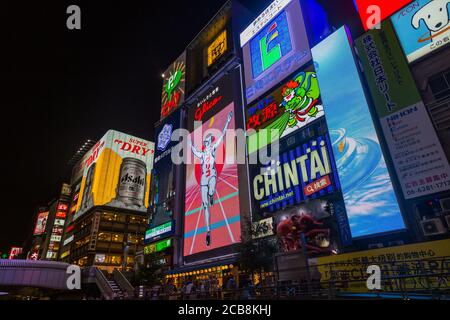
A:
[33, 211, 49, 235]
[356, 21, 450, 199]
[161, 52, 186, 119]
[8, 247, 23, 260]
[74, 130, 155, 221]
[148, 110, 181, 236]
[184, 102, 241, 257]
[312, 27, 405, 237]
[391, 0, 450, 63]
[240, 0, 312, 104]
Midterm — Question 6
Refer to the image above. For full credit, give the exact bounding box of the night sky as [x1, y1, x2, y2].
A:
[2, 0, 269, 253]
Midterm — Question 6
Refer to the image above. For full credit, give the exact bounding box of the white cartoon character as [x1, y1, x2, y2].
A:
[412, 0, 450, 40]
[189, 111, 233, 247]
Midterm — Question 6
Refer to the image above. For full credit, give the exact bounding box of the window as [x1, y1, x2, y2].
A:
[429, 69, 450, 101]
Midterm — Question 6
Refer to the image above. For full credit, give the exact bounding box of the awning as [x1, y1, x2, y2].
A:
[167, 257, 237, 275]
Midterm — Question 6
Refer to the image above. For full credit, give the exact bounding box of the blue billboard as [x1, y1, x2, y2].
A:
[240, 0, 312, 104]
[391, 0, 450, 63]
[312, 27, 406, 237]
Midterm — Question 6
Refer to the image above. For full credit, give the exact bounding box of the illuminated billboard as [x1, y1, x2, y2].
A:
[240, 0, 311, 104]
[355, 0, 413, 30]
[8, 247, 23, 260]
[312, 27, 405, 237]
[356, 21, 450, 199]
[246, 66, 324, 154]
[207, 30, 228, 67]
[149, 110, 181, 231]
[184, 103, 241, 257]
[33, 211, 49, 235]
[161, 52, 186, 119]
[187, 69, 236, 127]
[145, 221, 174, 244]
[249, 130, 340, 215]
[74, 130, 155, 221]
[391, 0, 450, 63]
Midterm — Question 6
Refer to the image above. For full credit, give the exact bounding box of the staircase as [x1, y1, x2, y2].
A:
[108, 279, 124, 300]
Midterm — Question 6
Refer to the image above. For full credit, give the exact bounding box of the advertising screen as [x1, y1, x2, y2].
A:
[149, 110, 181, 231]
[310, 239, 450, 293]
[207, 30, 228, 67]
[272, 201, 340, 256]
[187, 68, 237, 128]
[356, 21, 450, 199]
[249, 123, 340, 216]
[184, 103, 241, 257]
[312, 27, 405, 237]
[391, 0, 450, 63]
[161, 52, 186, 119]
[145, 221, 174, 244]
[240, 0, 311, 104]
[33, 211, 49, 235]
[355, 0, 413, 30]
[74, 130, 155, 221]
[8, 247, 23, 260]
[246, 66, 324, 154]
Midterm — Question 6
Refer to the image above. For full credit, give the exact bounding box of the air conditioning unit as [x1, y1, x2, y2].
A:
[388, 240, 404, 247]
[421, 218, 446, 236]
[368, 243, 384, 249]
[440, 198, 450, 211]
[444, 213, 450, 229]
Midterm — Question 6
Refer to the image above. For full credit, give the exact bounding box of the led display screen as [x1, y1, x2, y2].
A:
[74, 130, 155, 221]
[33, 211, 49, 235]
[312, 27, 405, 237]
[246, 66, 324, 154]
[184, 103, 241, 257]
[391, 0, 450, 63]
[240, 0, 311, 104]
[149, 110, 181, 232]
[249, 123, 340, 216]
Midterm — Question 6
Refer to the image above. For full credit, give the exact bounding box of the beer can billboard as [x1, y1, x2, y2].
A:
[74, 130, 155, 221]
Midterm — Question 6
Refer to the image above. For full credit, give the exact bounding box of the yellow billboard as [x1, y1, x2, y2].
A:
[207, 30, 227, 67]
[309, 239, 450, 293]
[74, 130, 155, 220]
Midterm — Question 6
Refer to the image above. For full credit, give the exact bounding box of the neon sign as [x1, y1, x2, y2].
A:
[207, 30, 227, 66]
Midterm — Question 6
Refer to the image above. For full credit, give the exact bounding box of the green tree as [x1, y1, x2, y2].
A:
[236, 219, 278, 281]
[135, 251, 166, 287]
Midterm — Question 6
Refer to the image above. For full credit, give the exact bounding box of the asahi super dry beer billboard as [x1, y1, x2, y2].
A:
[74, 130, 155, 220]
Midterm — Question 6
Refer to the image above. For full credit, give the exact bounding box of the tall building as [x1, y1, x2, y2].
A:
[59, 130, 155, 274]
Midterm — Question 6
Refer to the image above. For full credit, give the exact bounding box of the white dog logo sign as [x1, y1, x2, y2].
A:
[412, 0, 450, 42]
